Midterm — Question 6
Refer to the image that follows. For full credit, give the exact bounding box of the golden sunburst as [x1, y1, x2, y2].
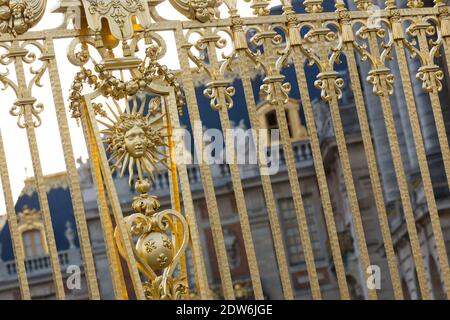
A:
[97, 95, 170, 186]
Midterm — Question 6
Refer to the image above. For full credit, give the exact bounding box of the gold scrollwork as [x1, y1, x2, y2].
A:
[203, 81, 235, 110]
[69, 44, 184, 120]
[314, 72, 344, 101]
[402, 17, 444, 94]
[115, 179, 189, 300]
[0, 41, 48, 128]
[352, 17, 395, 97]
[366, 68, 395, 97]
[416, 65, 444, 92]
[261, 76, 291, 105]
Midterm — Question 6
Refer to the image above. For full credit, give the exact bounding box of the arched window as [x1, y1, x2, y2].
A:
[17, 206, 48, 258]
[429, 257, 445, 300]
[278, 196, 322, 266]
[22, 229, 45, 257]
[258, 99, 308, 143]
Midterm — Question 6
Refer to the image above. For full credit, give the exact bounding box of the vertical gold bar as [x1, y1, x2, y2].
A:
[0, 130, 31, 300]
[12, 40, 65, 300]
[343, 43, 404, 299]
[376, 81, 430, 299]
[324, 78, 377, 300]
[395, 40, 450, 298]
[81, 111, 128, 300]
[175, 25, 235, 300]
[164, 94, 190, 299]
[165, 93, 212, 299]
[291, 47, 351, 300]
[234, 55, 295, 300]
[205, 36, 264, 300]
[83, 95, 146, 300]
[219, 106, 265, 300]
[44, 37, 100, 300]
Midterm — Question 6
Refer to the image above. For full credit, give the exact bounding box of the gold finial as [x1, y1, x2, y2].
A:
[334, 0, 348, 12]
[385, 0, 397, 10]
[303, 0, 323, 13]
[281, 0, 295, 14]
[354, 0, 374, 11]
[245, 0, 271, 16]
[407, 0, 424, 8]
[223, 0, 238, 13]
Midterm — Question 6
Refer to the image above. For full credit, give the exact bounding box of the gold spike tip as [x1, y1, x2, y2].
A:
[334, 0, 348, 12]
[407, 0, 424, 8]
[304, 0, 324, 13]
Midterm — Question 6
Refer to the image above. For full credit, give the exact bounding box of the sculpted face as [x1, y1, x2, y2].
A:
[125, 125, 148, 158]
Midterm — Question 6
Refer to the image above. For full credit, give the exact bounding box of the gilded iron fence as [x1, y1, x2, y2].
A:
[0, 0, 448, 300]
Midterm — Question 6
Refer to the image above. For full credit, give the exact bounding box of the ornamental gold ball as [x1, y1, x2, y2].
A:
[136, 232, 174, 272]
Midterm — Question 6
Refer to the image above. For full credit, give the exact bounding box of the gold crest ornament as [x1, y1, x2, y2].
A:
[95, 96, 169, 187]
[0, 0, 47, 35]
[115, 179, 189, 300]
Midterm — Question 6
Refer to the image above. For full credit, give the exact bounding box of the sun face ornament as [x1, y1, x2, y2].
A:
[96, 95, 170, 187]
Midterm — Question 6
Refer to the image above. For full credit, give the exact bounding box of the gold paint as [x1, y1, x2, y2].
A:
[254, 26, 322, 299]
[362, 29, 431, 299]
[228, 31, 295, 299]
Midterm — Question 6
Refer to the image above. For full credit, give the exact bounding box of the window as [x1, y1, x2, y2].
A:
[23, 229, 44, 257]
[265, 110, 294, 139]
[266, 110, 278, 130]
[279, 197, 321, 266]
